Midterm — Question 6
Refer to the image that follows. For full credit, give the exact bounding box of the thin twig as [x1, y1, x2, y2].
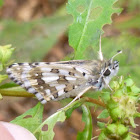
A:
[131, 137, 139, 140]
[130, 132, 139, 137]
[91, 136, 98, 140]
[85, 97, 106, 107]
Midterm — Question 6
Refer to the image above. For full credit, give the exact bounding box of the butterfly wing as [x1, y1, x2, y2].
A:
[6, 60, 100, 104]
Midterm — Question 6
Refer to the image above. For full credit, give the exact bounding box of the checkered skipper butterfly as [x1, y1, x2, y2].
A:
[6, 37, 122, 109]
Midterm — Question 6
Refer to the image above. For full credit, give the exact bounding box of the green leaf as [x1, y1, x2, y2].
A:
[0, 0, 3, 7]
[131, 85, 140, 94]
[124, 77, 135, 87]
[0, 45, 14, 69]
[97, 109, 109, 119]
[134, 112, 140, 118]
[129, 117, 136, 128]
[0, 83, 18, 89]
[33, 98, 86, 140]
[97, 121, 105, 129]
[77, 105, 92, 140]
[65, 98, 85, 118]
[11, 103, 44, 133]
[33, 110, 66, 140]
[98, 131, 107, 140]
[100, 92, 110, 103]
[67, 0, 121, 59]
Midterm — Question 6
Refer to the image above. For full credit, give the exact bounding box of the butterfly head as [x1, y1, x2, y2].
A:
[98, 50, 122, 88]
[103, 50, 121, 74]
[103, 60, 119, 77]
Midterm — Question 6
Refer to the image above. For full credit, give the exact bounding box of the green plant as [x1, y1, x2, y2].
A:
[0, 0, 139, 140]
[0, 0, 3, 7]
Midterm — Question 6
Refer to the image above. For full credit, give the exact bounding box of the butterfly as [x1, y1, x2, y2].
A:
[6, 37, 122, 109]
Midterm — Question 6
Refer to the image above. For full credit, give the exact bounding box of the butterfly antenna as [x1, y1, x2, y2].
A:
[111, 50, 122, 62]
[98, 35, 103, 61]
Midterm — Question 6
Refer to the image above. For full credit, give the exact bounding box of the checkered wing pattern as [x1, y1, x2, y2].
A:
[6, 61, 96, 104]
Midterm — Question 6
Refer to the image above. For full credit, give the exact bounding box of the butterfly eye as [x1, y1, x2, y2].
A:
[103, 69, 111, 76]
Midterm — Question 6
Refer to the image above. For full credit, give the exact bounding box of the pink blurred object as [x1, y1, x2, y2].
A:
[0, 121, 37, 140]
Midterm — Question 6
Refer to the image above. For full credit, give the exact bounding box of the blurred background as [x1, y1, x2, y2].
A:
[0, 0, 140, 139]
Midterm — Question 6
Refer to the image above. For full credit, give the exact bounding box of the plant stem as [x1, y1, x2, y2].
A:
[85, 97, 106, 107]
[0, 89, 34, 97]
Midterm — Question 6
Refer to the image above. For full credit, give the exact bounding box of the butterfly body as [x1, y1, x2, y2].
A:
[6, 59, 119, 104]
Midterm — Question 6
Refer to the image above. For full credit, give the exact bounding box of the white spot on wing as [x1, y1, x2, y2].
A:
[45, 89, 51, 95]
[58, 90, 64, 96]
[16, 68, 20, 70]
[38, 62, 46, 65]
[75, 67, 89, 74]
[41, 100, 47, 104]
[41, 67, 52, 72]
[21, 73, 27, 79]
[65, 77, 76, 81]
[21, 84, 25, 88]
[22, 63, 29, 66]
[35, 73, 38, 76]
[35, 92, 43, 100]
[49, 84, 57, 87]
[55, 84, 66, 90]
[9, 74, 14, 79]
[16, 81, 22, 85]
[42, 76, 59, 83]
[84, 74, 89, 79]
[24, 80, 31, 87]
[42, 73, 57, 76]
[22, 66, 31, 71]
[50, 95, 54, 100]
[6, 68, 11, 73]
[28, 87, 36, 93]
[59, 69, 69, 75]
[10, 63, 18, 67]
[74, 74, 79, 77]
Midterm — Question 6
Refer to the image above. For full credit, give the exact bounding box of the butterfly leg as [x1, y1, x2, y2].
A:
[57, 86, 92, 111]
[107, 84, 113, 91]
[103, 78, 113, 91]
